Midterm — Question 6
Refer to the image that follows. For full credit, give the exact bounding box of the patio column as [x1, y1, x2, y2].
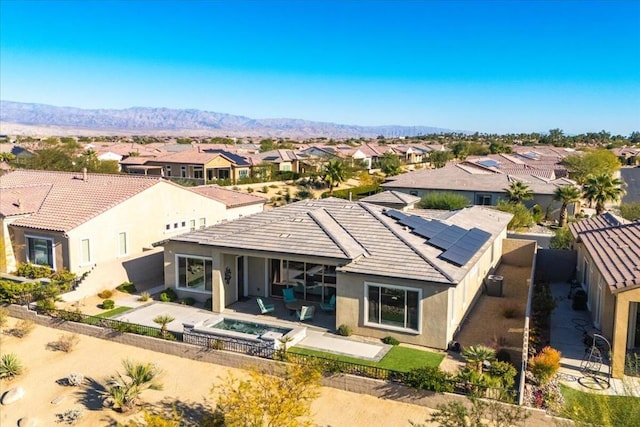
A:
[211, 252, 225, 313]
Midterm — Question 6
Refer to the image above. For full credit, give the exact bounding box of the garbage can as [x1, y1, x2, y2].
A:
[485, 275, 504, 297]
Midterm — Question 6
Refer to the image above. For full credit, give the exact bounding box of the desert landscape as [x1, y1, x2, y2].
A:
[1, 317, 435, 426]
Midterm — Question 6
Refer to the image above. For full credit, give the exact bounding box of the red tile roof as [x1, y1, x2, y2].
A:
[579, 223, 640, 292]
[569, 213, 628, 240]
[0, 170, 163, 232]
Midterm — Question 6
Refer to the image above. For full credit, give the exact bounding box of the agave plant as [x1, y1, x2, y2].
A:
[152, 314, 175, 339]
[0, 353, 23, 379]
[461, 345, 496, 374]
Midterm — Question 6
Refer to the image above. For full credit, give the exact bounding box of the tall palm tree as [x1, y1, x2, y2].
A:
[553, 185, 582, 227]
[504, 181, 533, 203]
[582, 174, 626, 216]
[323, 160, 345, 195]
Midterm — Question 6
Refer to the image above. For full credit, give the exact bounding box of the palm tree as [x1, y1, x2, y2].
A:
[152, 314, 175, 339]
[104, 359, 163, 413]
[582, 174, 626, 215]
[504, 181, 533, 203]
[461, 345, 496, 374]
[553, 185, 582, 227]
[323, 160, 345, 195]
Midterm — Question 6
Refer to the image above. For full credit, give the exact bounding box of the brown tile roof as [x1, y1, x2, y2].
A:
[569, 213, 629, 240]
[0, 170, 163, 232]
[0, 184, 52, 217]
[190, 185, 266, 208]
[579, 223, 640, 292]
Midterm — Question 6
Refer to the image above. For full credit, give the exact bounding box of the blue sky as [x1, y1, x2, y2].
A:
[1, 0, 639, 135]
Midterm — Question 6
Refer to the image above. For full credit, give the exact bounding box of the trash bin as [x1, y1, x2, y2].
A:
[485, 275, 504, 297]
[572, 290, 587, 310]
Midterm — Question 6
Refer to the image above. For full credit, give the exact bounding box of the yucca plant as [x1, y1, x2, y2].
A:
[0, 353, 23, 379]
[462, 345, 496, 374]
[103, 359, 163, 413]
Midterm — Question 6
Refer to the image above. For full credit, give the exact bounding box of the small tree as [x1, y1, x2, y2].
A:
[429, 151, 453, 169]
[550, 227, 573, 249]
[553, 185, 582, 227]
[504, 181, 533, 204]
[322, 160, 346, 194]
[214, 363, 321, 427]
[378, 152, 403, 176]
[152, 315, 175, 339]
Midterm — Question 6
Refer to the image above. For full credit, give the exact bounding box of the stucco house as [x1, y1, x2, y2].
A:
[0, 170, 264, 283]
[569, 214, 640, 378]
[162, 198, 512, 349]
[382, 161, 578, 221]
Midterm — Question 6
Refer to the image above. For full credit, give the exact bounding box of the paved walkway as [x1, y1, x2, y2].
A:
[550, 281, 640, 396]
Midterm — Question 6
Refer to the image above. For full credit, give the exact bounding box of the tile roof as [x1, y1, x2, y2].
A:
[569, 213, 629, 240]
[170, 198, 512, 284]
[0, 184, 52, 217]
[360, 190, 421, 206]
[579, 223, 640, 292]
[0, 170, 163, 232]
[190, 185, 266, 208]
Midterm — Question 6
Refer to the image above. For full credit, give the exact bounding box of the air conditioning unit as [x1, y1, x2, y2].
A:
[485, 274, 504, 297]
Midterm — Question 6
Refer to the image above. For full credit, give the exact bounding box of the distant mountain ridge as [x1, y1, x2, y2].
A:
[0, 100, 453, 138]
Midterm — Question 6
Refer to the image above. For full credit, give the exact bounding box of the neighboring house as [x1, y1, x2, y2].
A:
[162, 198, 512, 350]
[189, 185, 266, 221]
[360, 190, 421, 211]
[382, 162, 579, 221]
[245, 149, 300, 177]
[613, 147, 640, 166]
[569, 214, 640, 378]
[0, 170, 250, 279]
[123, 147, 251, 184]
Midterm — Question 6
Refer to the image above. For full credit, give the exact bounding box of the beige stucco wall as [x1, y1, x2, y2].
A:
[225, 203, 265, 221]
[501, 238, 536, 267]
[612, 288, 640, 378]
[8, 227, 68, 272]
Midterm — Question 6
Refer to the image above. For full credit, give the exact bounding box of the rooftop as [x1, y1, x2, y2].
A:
[190, 185, 266, 208]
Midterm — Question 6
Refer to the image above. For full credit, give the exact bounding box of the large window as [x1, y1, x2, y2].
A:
[269, 259, 337, 303]
[176, 255, 212, 292]
[26, 236, 54, 268]
[366, 283, 420, 332]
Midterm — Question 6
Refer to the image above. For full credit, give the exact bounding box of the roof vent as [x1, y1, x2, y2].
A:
[279, 233, 291, 238]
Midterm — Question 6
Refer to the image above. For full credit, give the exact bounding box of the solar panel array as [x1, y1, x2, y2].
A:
[478, 159, 500, 168]
[382, 209, 491, 267]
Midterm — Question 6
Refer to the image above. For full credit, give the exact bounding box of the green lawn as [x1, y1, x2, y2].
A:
[560, 384, 640, 427]
[95, 306, 132, 318]
[289, 345, 444, 372]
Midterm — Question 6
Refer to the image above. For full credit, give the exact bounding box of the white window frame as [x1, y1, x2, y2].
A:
[175, 253, 213, 294]
[364, 281, 422, 334]
[118, 231, 128, 257]
[25, 235, 55, 269]
[80, 238, 92, 266]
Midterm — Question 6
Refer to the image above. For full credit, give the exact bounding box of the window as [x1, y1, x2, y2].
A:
[165, 224, 171, 231]
[165, 165, 172, 176]
[176, 255, 213, 292]
[409, 191, 419, 196]
[366, 283, 420, 332]
[476, 194, 492, 205]
[281, 164, 291, 172]
[181, 165, 187, 178]
[199, 218, 206, 229]
[118, 232, 128, 256]
[193, 166, 204, 179]
[189, 219, 196, 231]
[26, 236, 54, 268]
[239, 169, 249, 178]
[81, 239, 91, 265]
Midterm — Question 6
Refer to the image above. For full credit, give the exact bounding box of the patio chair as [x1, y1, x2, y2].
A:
[296, 305, 315, 322]
[282, 288, 297, 305]
[256, 298, 275, 315]
[320, 294, 336, 312]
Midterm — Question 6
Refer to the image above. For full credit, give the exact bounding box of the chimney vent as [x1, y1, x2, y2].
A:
[82, 167, 88, 182]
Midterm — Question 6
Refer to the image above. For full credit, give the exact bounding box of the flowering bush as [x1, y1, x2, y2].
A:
[529, 346, 561, 385]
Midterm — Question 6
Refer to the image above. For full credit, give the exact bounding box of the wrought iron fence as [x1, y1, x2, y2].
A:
[183, 329, 275, 358]
[286, 352, 404, 382]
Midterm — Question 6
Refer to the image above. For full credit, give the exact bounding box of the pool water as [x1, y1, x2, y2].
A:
[209, 318, 292, 336]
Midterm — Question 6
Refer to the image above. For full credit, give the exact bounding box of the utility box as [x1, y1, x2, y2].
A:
[485, 275, 504, 297]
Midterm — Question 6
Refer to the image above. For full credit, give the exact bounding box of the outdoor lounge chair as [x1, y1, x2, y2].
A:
[296, 305, 315, 322]
[282, 288, 297, 305]
[320, 294, 336, 312]
[256, 298, 275, 315]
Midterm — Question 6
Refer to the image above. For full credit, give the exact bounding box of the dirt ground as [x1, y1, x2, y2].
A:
[0, 318, 435, 426]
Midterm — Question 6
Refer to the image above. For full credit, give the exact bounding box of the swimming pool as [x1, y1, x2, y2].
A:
[208, 318, 292, 336]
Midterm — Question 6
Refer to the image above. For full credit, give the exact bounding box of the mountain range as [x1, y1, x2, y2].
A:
[0, 100, 453, 138]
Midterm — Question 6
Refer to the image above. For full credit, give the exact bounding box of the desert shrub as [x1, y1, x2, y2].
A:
[102, 299, 115, 310]
[261, 185, 269, 193]
[487, 361, 517, 389]
[0, 306, 8, 328]
[403, 366, 454, 393]
[138, 292, 151, 302]
[159, 288, 178, 302]
[0, 279, 40, 304]
[36, 297, 57, 314]
[0, 353, 23, 378]
[496, 201, 534, 230]
[417, 192, 470, 210]
[57, 308, 83, 322]
[116, 281, 137, 293]
[9, 319, 34, 338]
[424, 397, 530, 427]
[67, 372, 85, 386]
[56, 408, 83, 425]
[49, 334, 80, 353]
[180, 297, 195, 306]
[295, 188, 313, 200]
[531, 204, 544, 223]
[337, 324, 352, 336]
[620, 201, 640, 221]
[16, 262, 53, 279]
[98, 289, 113, 299]
[501, 304, 519, 319]
[530, 346, 561, 385]
[550, 226, 573, 249]
[382, 336, 400, 346]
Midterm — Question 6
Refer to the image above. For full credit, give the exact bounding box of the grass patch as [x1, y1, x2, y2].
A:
[95, 306, 132, 318]
[289, 345, 444, 372]
[561, 384, 640, 427]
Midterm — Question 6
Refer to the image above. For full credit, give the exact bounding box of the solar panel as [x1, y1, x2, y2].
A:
[383, 209, 408, 221]
[478, 159, 500, 168]
[427, 225, 468, 250]
[399, 215, 429, 229]
[412, 220, 449, 239]
[439, 228, 491, 266]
